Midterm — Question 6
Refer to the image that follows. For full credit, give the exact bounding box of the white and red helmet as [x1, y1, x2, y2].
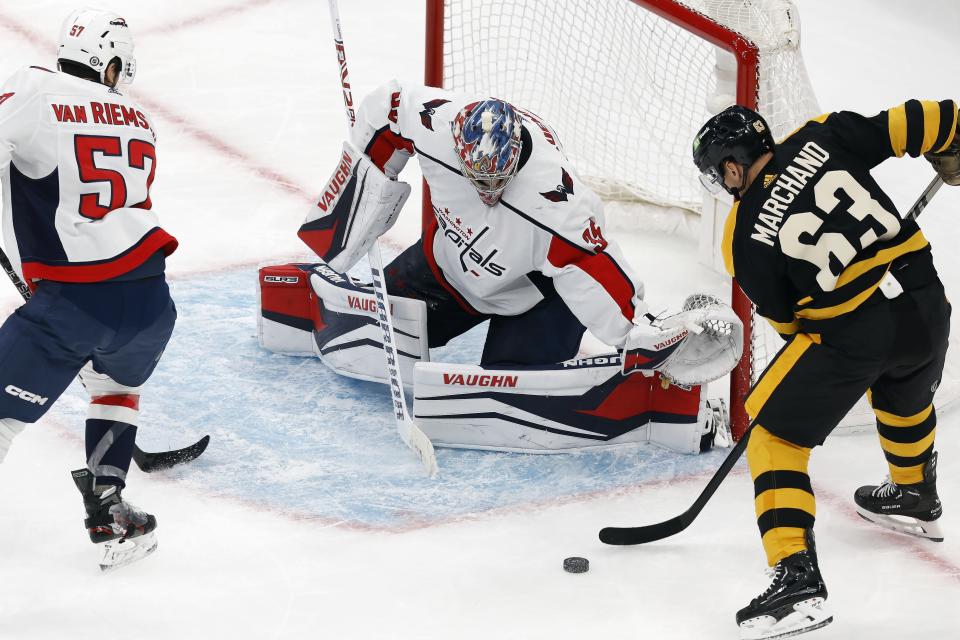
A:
[451, 99, 524, 206]
[57, 7, 136, 85]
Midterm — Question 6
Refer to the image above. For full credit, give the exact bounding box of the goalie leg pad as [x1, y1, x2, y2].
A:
[413, 354, 712, 453]
[310, 264, 429, 384]
[298, 142, 411, 272]
[258, 263, 319, 355]
[258, 262, 430, 384]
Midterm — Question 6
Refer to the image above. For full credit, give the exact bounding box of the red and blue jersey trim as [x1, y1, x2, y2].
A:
[21, 227, 178, 283]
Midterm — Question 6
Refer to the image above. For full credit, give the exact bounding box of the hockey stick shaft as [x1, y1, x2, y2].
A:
[600, 174, 945, 545]
[325, 0, 438, 477]
[906, 175, 943, 221]
[0, 245, 208, 473]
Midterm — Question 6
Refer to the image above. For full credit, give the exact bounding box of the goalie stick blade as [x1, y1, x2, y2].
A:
[404, 419, 439, 478]
[132, 435, 210, 473]
[599, 514, 691, 546]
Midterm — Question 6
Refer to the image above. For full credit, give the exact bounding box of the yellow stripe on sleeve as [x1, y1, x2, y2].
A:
[934, 102, 959, 153]
[920, 100, 943, 155]
[888, 103, 908, 157]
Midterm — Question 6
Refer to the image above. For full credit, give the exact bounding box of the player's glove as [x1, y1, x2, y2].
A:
[924, 130, 960, 186]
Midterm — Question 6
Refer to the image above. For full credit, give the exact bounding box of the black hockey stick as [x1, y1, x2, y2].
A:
[599, 173, 945, 546]
[132, 434, 210, 472]
[0, 246, 210, 473]
[600, 427, 752, 545]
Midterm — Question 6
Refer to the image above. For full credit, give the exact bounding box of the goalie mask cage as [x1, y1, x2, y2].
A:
[424, 0, 946, 440]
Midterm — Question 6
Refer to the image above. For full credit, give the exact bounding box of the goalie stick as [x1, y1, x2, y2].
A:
[599, 173, 944, 546]
[0, 245, 209, 473]
[325, 0, 438, 477]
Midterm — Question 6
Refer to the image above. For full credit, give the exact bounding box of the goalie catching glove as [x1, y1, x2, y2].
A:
[622, 294, 743, 386]
[298, 142, 411, 271]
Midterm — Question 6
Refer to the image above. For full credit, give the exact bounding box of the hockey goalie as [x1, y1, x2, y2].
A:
[258, 80, 743, 454]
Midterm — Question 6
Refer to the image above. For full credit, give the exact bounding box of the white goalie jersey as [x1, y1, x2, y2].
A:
[349, 80, 644, 348]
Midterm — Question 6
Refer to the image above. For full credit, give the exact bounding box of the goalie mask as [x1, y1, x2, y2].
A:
[57, 7, 137, 86]
[693, 105, 774, 197]
[451, 99, 524, 206]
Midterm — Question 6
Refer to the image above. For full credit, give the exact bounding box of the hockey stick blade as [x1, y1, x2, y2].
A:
[598, 426, 750, 545]
[132, 435, 210, 473]
[599, 512, 692, 545]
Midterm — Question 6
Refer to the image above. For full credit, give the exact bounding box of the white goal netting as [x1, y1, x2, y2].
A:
[439, 0, 820, 210]
[433, 0, 959, 433]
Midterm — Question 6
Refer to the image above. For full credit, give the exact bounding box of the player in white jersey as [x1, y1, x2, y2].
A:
[0, 8, 177, 569]
[301, 80, 711, 365]
[287, 81, 742, 453]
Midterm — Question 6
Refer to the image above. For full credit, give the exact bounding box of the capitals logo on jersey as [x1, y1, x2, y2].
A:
[419, 99, 450, 131]
[540, 168, 574, 202]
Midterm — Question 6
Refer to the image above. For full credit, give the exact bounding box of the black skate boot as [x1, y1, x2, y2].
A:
[72, 468, 158, 570]
[736, 531, 832, 640]
[854, 451, 943, 541]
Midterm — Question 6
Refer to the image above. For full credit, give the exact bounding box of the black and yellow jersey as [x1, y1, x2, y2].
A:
[722, 99, 957, 336]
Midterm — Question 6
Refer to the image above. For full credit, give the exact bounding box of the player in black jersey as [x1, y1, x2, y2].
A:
[693, 101, 960, 639]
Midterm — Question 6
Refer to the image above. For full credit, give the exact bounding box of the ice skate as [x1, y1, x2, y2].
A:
[854, 451, 943, 541]
[737, 533, 832, 640]
[72, 469, 158, 571]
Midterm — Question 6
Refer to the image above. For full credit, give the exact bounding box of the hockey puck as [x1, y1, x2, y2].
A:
[563, 556, 589, 573]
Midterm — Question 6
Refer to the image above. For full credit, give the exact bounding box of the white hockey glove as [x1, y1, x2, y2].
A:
[622, 294, 743, 386]
[298, 142, 411, 272]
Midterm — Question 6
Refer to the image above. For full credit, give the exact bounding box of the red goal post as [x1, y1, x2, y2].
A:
[422, 0, 817, 441]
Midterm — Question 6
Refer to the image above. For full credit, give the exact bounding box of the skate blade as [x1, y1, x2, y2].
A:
[856, 507, 944, 542]
[739, 598, 832, 640]
[98, 531, 158, 572]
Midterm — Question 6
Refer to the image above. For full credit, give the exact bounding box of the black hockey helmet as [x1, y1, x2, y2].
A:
[692, 105, 774, 195]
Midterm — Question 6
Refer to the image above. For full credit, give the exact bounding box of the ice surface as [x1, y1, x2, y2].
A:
[0, 1, 958, 639]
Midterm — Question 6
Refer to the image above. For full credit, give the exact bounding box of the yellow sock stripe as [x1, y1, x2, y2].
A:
[873, 403, 933, 427]
[888, 103, 908, 157]
[761, 527, 809, 567]
[878, 428, 936, 459]
[745, 337, 814, 419]
[747, 425, 813, 478]
[889, 462, 926, 485]
[755, 488, 817, 519]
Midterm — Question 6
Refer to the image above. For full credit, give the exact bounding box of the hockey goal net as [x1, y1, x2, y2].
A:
[423, 0, 936, 440]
